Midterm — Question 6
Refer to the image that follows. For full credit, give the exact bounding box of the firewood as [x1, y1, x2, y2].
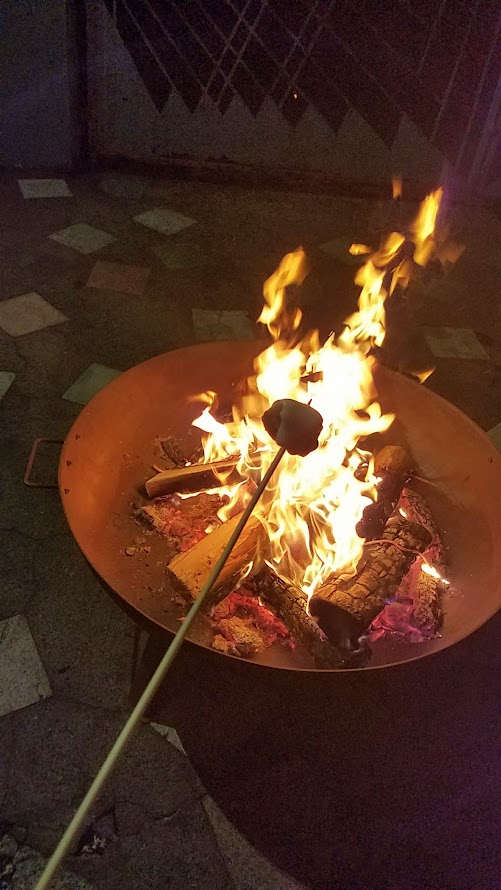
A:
[145, 458, 239, 498]
[309, 516, 431, 647]
[167, 511, 267, 601]
[356, 445, 413, 540]
[400, 487, 446, 632]
[253, 570, 344, 668]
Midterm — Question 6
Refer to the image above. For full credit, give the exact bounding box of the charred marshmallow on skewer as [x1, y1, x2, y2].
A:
[262, 399, 323, 457]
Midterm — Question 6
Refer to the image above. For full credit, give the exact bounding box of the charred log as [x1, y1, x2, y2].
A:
[253, 570, 344, 668]
[309, 517, 431, 647]
[400, 487, 447, 632]
[356, 445, 413, 540]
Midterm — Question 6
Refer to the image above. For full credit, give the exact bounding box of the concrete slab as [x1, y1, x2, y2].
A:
[0, 371, 15, 401]
[0, 293, 67, 337]
[62, 363, 122, 405]
[18, 179, 73, 199]
[488, 421, 501, 450]
[86, 260, 150, 295]
[423, 326, 490, 360]
[134, 207, 197, 235]
[0, 615, 51, 717]
[50, 224, 116, 255]
[150, 722, 187, 755]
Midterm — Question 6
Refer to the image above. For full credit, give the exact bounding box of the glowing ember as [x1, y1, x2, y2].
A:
[189, 188, 444, 606]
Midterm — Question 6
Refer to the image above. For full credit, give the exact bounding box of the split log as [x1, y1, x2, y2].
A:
[309, 517, 432, 648]
[252, 570, 344, 669]
[167, 511, 267, 601]
[145, 457, 239, 498]
[356, 445, 413, 540]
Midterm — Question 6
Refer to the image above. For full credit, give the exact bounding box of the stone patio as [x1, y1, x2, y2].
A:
[0, 170, 500, 889]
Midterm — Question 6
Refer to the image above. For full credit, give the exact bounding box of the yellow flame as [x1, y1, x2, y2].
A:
[421, 562, 450, 584]
[392, 176, 402, 199]
[410, 188, 443, 265]
[349, 243, 372, 256]
[190, 187, 445, 600]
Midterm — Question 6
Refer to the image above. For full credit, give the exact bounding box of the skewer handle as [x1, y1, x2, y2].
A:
[36, 446, 286, 889]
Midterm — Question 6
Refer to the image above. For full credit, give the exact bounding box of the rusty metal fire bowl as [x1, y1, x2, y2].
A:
[59, 342, 501, 671]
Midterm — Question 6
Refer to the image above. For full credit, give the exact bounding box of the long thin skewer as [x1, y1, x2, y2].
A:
[36, 445, 286, 890]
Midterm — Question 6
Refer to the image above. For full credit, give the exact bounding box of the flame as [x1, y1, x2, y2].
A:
[349, 243, 372, 256]
[421, 562, 450, 584]
[190, 187, 445, 601]
[410, 188, 443, 266]
[392, 176, 402, 200]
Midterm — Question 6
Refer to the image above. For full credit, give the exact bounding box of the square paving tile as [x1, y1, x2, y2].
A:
[150, 722, 186, 755]
[18, 178, 72, 198]
[192, 309, 254, 342]
[86, 260, 150, 295]
[0, 615, 51, 717]
[151, 240, 207, 270]
[50, 223, 116, 254]
[488, 422, 501, 451]
[134, 207, 197, 236]
[319, 236, 366, 266]
[62, 363, 122, 405]
[423, 327, 490, 360]
[0, 371, 15, 401]
[0, 292, 67, 337]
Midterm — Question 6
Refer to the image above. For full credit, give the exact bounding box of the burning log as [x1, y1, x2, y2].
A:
[145, 457, 239, 498]
[309, 516, 432, 647]
[167, 511, 266, 601]
[400, 487, 447, 632]
[253, 570, 344, 668]
[356, 445, 413, 540]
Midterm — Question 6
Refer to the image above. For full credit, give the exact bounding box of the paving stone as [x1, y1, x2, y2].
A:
[1, 697, 227, 889]
[50, 224, 116, 255]
[423, 326, 490, 360]
[151, 239, 207, 270]
[318, 236, 366, 265]
[133, 207, 197, 235]
[0, 293, 67, 337]
[150, 722, 187, 755]
[487, 421, 501, 451]
[192, 308, 254, 342]
[62, 363, 122, 405]
[0, 529, 39, 621]
[86, 260, 150, 295]
[0, 615, 51, 717]
[203, 795, 305, 890]
[2, 839, 93, 889]
[25, 536, 136, 711]
[18, 179, 73, 199]
[0, 371, 15, 401]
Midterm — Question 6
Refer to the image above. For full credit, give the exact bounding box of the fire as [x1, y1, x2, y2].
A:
[190, 188, 444, 602]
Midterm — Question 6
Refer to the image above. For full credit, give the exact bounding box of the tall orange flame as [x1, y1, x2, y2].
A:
[190, 188, 444, 600]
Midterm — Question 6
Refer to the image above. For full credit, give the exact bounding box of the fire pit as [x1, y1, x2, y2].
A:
[59, 189, 501, 670]
[59, 340, 501, 670]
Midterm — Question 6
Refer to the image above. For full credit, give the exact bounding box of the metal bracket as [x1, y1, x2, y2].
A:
[24, 438, 63, 488]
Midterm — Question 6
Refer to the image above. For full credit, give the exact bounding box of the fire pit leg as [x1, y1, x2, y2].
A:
[129, 627, 170, 709]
